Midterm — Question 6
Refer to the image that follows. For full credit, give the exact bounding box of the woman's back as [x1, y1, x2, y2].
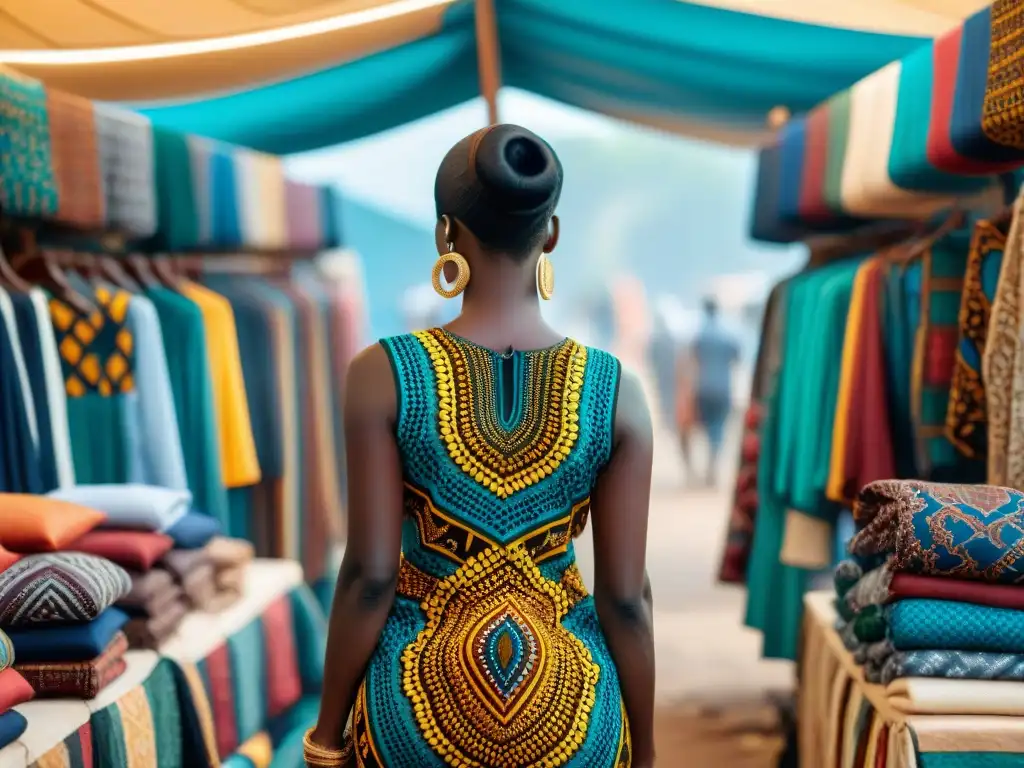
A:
[352, 327, 631, 767]
[306, 124, 654, 768]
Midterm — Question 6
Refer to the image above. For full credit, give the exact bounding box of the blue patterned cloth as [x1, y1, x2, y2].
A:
[889, 599, 1024, 653]
[882, 649, 1024, 686]
[850, 480, 1024, 583]
[356, 329, 630, 767]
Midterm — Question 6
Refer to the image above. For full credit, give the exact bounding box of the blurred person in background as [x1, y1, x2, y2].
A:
[691, 295, 740, 487]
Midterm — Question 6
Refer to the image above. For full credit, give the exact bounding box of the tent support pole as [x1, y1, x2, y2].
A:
[475, 0, 501, 124]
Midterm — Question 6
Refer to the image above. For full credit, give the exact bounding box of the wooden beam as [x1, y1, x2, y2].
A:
[474, 0, 501, 124]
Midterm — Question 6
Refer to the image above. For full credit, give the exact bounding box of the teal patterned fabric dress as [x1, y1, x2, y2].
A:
[348, 328, 631, 767]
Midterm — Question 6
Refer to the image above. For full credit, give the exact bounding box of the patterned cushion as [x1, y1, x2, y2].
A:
[0, 494, 105, 552]
[0, 553, 131, 626]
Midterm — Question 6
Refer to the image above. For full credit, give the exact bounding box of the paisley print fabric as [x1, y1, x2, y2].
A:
[983, 192, 1024, 485]
[850, 480, 1024, 583]
[358, 329, 629, 767]
[946, 219, 1008, 458]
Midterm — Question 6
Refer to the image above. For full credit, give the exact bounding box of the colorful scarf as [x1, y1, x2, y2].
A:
[850, 480, 1024, 583]
[946, 219, 1008, 458]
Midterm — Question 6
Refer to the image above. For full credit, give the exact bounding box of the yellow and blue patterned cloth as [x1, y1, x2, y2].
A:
[368, 328, 630, 767]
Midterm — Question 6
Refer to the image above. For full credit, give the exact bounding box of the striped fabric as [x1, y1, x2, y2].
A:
[29, 722, 92, 768]
[88, 658, 182, 768]
[21, 583, 323, 768]
[0, 553, 131, 626]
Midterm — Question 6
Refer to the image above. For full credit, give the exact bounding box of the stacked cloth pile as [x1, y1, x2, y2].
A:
[48, 483, 219, 650]
[0, 494, 132, 701]
[163, 536, 253, 616]
[836, 479, 1024, 685]
[0, 630, 32, 749]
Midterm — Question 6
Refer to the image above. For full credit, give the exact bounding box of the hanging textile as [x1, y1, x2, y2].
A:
[946, 219, 1009, 459]
[0, 71, 58, 220]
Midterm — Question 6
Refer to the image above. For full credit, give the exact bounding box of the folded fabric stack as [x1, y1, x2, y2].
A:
[0, 629, 32, 749]
[163, 536, 253, 614]
[47, 484, 211, 649]
[0, 492, 135, 701]
[835, 479, 1024, 685]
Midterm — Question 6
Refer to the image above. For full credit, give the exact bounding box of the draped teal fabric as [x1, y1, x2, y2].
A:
[135, 0, 926, 154]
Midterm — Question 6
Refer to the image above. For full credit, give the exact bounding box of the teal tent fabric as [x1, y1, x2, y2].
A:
[135, 0, 926, 154]
[138, 4, 478, 155]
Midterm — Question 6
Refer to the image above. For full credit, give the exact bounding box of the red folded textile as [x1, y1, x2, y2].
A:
[69, 531, 174, 571]
[0, 667, 34, 712]
[890, 572, 1024, 610]
[16, 632, 128, 698]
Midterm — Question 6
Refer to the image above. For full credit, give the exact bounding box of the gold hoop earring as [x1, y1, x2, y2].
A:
[433, 215, 470, 298]
[537, 254, 554, 300]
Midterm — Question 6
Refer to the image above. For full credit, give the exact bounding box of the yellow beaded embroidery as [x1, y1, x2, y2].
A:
[413, 329, 586, 499]
[401, 546, 600, 768]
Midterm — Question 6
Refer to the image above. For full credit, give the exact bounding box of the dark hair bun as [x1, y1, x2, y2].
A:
[473, 124, 562, 213]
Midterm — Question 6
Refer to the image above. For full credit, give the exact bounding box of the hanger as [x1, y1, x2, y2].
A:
[151, 254, 186, 290]
[0, 241, 32, 293]
[12, 236, 96, 316]
[123, 254, 161, 289]
[175, 255, 202, 281]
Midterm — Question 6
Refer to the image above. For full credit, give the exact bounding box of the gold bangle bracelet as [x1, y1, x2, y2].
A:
[302, 728, 349, 766]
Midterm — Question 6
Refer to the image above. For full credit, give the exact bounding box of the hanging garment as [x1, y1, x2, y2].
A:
[0, 295, 42, 494]
[718, 280, 787, 584]
[121, 296, 188, 490]
[181, 282, 261, 490]
[151, 126, 199, 251]
[910, 229, 975, 481]
[146, 286, 229, 529]
[210, 145, 242, 249]
[946, 219, 1008, 459]
[29, 289, 75, 488]
[202, 275, 284, 546]
[51, 285, 135, 484]
[9, 292, 58, 491]
[0, 289, 39, 450]
[187, 136, 214, 246]
[984, 193, 1024, 485]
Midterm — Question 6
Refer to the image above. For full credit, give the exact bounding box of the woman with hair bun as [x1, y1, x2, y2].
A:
[305, 125, 656, 768]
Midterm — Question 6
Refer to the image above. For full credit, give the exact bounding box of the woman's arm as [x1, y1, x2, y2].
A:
[310, 344, 404, 750]
[590, 370, 656, 766]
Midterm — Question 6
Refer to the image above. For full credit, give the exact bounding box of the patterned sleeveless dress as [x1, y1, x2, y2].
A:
[351, 328, 631, 767]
